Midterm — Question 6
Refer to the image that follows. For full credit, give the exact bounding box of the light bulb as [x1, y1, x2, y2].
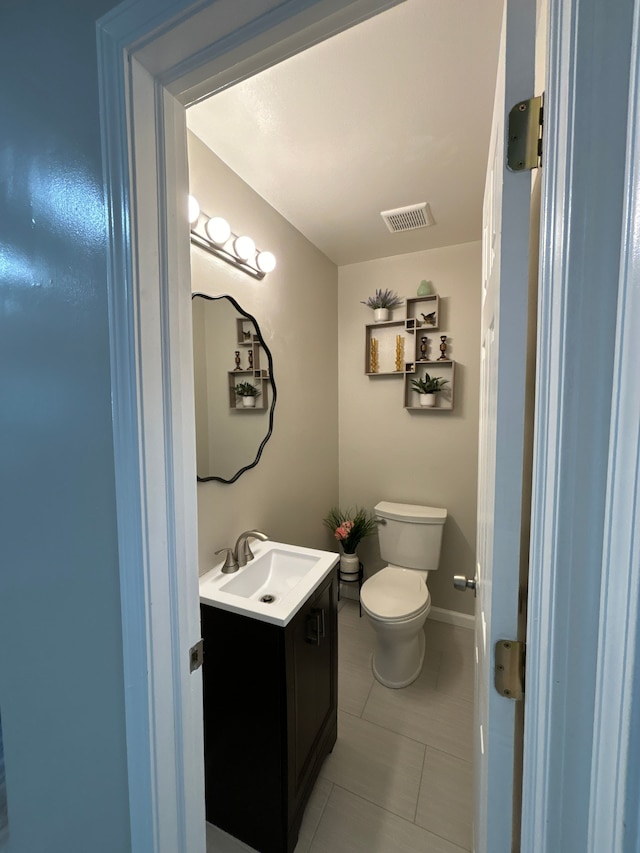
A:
[188, 195, 200, 225]
[256, 251, 276, 273]
[233, 235, 255, 261]
[205, 216, 231, 246]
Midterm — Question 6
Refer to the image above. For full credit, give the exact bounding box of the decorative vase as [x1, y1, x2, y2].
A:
[242, 396, 256, 408]
[374, 308, 389, 323]
[339, 552, 360, 578]
[420, 394, 436, 408]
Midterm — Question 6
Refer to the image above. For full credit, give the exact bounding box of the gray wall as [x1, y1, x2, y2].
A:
[338, 243, 481, 615]
[0, 2, 131, 850]
[188, 132, 340, 569]
[189, 134, 482, 616]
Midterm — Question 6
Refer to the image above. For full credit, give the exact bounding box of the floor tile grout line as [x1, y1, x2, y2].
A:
[359, 661, 376, 718]
[305, 781, 334, 852]
[323, 721, 427, 825]
[413, 745, 429, 825]
[356, 701, 473, 755]
[337, 705, 444, 752]
[425, 742, 473, 767]
[434, 647, 444, 691]
[413, 820, 472, 853]
[328, 783, 470, 851]
[328, 781, 421, 828]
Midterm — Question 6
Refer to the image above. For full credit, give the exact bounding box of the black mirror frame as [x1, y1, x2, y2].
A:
[192, 293, 277, 484]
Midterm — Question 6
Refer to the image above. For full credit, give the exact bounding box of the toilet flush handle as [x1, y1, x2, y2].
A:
[453, 575, 477, 595]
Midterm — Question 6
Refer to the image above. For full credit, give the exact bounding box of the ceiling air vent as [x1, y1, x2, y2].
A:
[380, 202, 435, 233]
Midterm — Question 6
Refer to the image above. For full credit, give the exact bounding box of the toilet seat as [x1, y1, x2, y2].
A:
[361, 567, 430, 622]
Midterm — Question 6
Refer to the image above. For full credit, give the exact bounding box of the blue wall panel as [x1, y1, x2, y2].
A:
[0, 2, 131, 850]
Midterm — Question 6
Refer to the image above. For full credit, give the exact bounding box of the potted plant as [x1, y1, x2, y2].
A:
[361, 288, 404, 323]
[234, 381, 261, 408]
[323, 506, 377, 577]
[411, 373, 448, 407]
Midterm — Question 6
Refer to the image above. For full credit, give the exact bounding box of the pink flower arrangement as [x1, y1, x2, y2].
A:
[335, 521, 354, 541]
[323, 506, 377, 555]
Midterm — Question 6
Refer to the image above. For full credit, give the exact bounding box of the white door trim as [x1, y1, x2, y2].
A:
[97, 0, 640, 848]
[589, 3, 640, 847]
[96, 1, 404, 849]
[521, 0, 637, 849]
[96, 27, 206, 849]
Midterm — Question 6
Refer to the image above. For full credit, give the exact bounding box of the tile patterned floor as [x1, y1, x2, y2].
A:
[206, 600, 475, 853]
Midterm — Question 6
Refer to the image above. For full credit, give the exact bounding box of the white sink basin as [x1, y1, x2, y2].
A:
[199, 540, 339, 626]
[219, 548, 319, 599]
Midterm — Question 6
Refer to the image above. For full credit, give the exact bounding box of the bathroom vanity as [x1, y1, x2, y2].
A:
[199, 542, 338, 853]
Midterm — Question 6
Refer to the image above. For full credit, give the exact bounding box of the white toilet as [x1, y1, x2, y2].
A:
[360, 501, 447, 689]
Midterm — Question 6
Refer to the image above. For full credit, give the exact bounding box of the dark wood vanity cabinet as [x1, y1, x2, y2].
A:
[200, 568, 338, 853]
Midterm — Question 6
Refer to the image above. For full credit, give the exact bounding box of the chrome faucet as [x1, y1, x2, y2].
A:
[234, 530, 269, 567]
[215, 529, 269, 574]
[214, 547, 239, 573]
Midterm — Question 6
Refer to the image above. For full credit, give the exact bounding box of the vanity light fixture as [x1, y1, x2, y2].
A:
[188, 196, 276, 280]
[205, 216, 231, 246]
[188, 194, 200, 225]
[233, 234, 255, 261]
[256, 251, 277, 273]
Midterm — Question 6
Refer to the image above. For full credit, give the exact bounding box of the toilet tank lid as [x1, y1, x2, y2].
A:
[374, 501, 447, 524]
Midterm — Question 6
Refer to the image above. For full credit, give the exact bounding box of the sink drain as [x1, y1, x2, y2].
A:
[260, 594, 276, 604]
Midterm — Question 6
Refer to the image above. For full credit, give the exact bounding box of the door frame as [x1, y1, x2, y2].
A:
[97, 1, 405, 850]
[96, 0, 640, 850]
[521, 0, 640, 850]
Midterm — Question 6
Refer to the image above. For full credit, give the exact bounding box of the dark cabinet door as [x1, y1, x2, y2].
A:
[201, 567, 337, 853]
[286, 573, 337, 819]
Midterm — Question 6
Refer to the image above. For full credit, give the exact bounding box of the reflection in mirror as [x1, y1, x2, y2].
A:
[192, 294, 276, 483]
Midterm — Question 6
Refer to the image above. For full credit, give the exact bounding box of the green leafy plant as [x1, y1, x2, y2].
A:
[360, 288, 404, 310]
[411, 374, 448, 394]
[323, 506, 377, 555]
[234, 381, 261, 397]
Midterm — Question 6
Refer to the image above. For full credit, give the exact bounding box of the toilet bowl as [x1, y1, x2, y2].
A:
[360, 501, 446, 689]
[361, 566, 431, 688]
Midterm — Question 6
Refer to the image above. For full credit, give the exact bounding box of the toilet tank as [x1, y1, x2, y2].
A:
[375, 501, 447, 571]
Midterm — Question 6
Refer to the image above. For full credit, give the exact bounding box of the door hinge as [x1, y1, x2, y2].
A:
[189, 638, 204, 673]
[507, 94, 543, 171]
[494, 639, 525, 700]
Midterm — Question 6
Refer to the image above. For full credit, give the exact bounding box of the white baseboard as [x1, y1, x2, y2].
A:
[341, 587, 475, 629]
[428, 606, 474, 630]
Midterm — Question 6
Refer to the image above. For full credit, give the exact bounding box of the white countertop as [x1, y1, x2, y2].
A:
[199, 540, 339, 626]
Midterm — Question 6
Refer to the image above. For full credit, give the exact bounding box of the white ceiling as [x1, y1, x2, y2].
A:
[187, 0, 504, 267]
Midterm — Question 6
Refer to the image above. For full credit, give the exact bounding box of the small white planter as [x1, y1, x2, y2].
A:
[419, 394, 436, 407]
[339, 552, 360, 578]
[374, 308, 389, 323]
[241, 396, 256, 408]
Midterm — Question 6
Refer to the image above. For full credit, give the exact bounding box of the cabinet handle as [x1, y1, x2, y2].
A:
[306, 613, 320, 645]
[306, 610, 324, 645]
[317, 608, 325, 639]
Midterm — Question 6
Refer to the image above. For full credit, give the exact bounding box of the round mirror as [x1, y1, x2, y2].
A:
[192, 294, 276, 483]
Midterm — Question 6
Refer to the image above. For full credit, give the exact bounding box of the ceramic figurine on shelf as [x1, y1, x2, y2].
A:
[417, 279, 433, 296]
[248, 350, 254, 370]
[242, 330, 251, 341]
[421, 311, 437, 326]
[438, 336, 448, 360]
[234, 351, 242, 370]
[419, 337, 429, 361]
[395, 335, 404, 372]
[370, 337, 379, 373]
